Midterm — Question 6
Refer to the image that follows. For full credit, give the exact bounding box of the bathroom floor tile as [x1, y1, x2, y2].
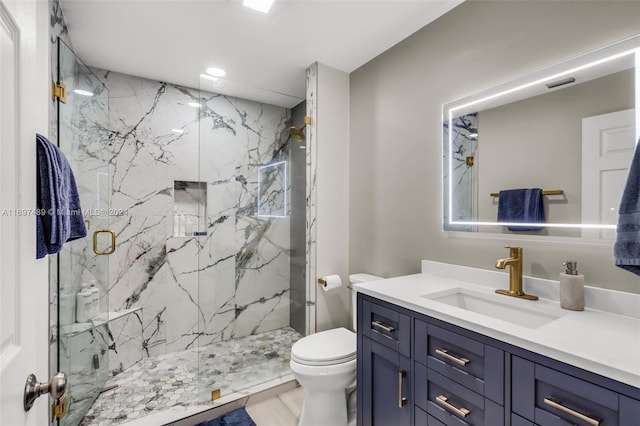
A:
[246, 396, 298, 426]
[277, 387, 306, 419]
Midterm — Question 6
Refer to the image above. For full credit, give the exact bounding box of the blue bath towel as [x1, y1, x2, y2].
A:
[614, 140, 640, 276]
[196, 408, 256, 426]
[497, 188, 545, 231]
[36, 134, 87, 258]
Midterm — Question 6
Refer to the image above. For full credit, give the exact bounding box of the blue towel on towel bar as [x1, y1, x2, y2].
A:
[36, 134, 87, 258]
[614, 139, 640, 276]
[497, 188, 545, 231]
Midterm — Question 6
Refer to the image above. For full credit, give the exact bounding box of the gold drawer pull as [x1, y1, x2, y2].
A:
[436, 395, 470, 418]
[435, 348, 470, 366]
[544, 397, 600, 426]
[371, 320, 395, 333]
[398, 371, 407, 408]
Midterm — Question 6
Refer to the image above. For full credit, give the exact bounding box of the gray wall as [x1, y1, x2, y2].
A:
[350, 0, 640, 293]
[315, 63, 351, 331]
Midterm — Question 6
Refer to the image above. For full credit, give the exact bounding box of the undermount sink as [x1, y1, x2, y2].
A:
[423, 287, 565, 329]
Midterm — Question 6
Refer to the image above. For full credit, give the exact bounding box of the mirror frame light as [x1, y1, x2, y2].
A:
[443, 34, 640, 233]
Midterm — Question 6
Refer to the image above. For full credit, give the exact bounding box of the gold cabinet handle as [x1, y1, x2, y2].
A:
[544, 397, 600, 426]
[435, 348, 470, 366]
[398, 371, 407, 408]
[371, 320, 395, 333]
[93, 229, 116, 255]
[436, 395, 470, 418]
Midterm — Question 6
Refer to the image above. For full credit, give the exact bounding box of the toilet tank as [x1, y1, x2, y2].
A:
[349, 273, 383, 331]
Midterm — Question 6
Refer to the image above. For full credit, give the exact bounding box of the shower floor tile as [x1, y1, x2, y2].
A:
[80, 327, 302, 425]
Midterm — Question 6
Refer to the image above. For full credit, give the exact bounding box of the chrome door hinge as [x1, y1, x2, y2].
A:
[52, 81, 67, 103]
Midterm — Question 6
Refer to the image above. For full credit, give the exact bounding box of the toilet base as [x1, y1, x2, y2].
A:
[299, 389, 349, 426]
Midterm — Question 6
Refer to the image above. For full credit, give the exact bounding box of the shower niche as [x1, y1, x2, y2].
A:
[173, 180, 207, 237]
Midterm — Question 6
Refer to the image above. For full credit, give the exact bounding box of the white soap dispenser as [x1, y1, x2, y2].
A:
[59, 285, 76, 325]
[76, 283, 93, 323]
[559, 261, 585, 311]
[88, 280, 100, 319]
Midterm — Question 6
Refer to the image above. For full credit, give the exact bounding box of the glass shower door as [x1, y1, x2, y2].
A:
[57, 39, 112, 426]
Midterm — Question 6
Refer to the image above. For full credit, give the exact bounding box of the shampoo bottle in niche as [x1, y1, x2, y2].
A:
[185, 216, 194, 236]
[559, 261, 584, 311]
[173, 208, 179, 237]
[76, 283, 93, 323]
[179, 211, 186, 237]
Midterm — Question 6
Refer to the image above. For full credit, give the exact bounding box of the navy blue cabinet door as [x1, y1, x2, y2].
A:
[360, 336, 411, 426]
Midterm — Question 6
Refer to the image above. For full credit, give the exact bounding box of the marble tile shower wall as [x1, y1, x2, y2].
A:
[80, 69, 293, 375]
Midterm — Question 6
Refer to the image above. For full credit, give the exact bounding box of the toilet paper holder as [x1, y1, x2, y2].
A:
[317, 277, 327, 287]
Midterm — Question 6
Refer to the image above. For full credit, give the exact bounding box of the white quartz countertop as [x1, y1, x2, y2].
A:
[354, 260, 640, 389]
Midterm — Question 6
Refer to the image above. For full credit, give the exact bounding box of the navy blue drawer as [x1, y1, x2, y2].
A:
[415, 320, 504, 404]
[361, 299, 410, 356]
[415, 364, 504, 426]
[415, 405, 446, 425]
[512, 356, 622, 426]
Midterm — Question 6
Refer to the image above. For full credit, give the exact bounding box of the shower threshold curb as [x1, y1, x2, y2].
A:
[120, 374, 297, 426]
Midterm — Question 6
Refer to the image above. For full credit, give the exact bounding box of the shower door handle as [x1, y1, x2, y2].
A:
[93, 229, 116, 255]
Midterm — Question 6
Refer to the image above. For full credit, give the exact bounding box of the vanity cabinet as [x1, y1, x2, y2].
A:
[357, 293, 640, 426]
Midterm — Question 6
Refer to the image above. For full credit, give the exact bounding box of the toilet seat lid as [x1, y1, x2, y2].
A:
[291, 327, 356, 366]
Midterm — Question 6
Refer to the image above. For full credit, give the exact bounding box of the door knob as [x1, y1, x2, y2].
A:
[23, 372, 67, 411]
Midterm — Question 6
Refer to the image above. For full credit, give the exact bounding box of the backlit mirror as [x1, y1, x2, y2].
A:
[443, 34, 640, 239]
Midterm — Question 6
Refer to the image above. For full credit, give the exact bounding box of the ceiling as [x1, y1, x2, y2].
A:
[59, 0, 464, 108]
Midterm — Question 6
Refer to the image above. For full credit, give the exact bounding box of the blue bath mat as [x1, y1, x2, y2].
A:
[196, 408, 256, 426]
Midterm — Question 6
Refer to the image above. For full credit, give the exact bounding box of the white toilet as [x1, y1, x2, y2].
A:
[290, 273, 382, 426]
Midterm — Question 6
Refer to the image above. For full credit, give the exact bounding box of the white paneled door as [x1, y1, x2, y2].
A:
[0, 0, 50, 424]
[582, 109, 636, 239]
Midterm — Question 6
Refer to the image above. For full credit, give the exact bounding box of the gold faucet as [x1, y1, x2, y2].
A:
[495, 246, 538, 300]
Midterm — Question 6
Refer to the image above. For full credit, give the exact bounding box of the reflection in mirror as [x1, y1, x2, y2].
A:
[443, 34, 640, 239]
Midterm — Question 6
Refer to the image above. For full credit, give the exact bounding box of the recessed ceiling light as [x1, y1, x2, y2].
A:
[171, 128, 185, 134]
[73, 89, 94, 97]
[187, 102, 202, 108]
[243, 0, 274, 14]
[200, 74, 219, 82]
[206, 67, 226, 78]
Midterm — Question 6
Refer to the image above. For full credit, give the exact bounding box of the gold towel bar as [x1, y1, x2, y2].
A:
[490, 189, 563, 198]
